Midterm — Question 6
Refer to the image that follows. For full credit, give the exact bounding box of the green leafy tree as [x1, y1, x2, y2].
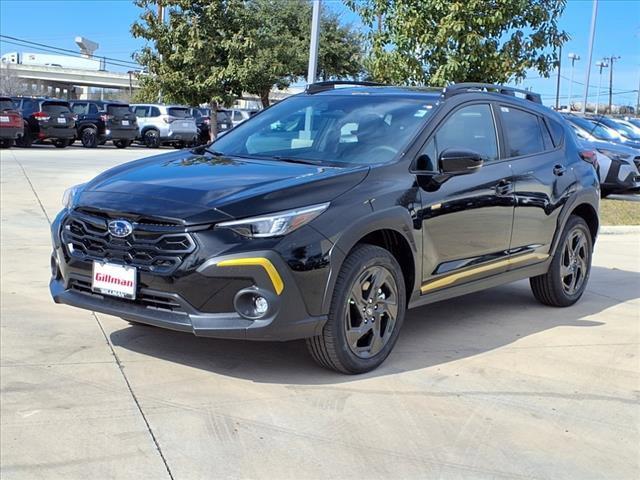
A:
[233, 1, 364, 107]
[132, 0, 246, 138]
[349, 0, 568, 85]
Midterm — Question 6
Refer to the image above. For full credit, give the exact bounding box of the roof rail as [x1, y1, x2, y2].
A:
[305, 80, 386, 94]
[443, 83, 542, 104]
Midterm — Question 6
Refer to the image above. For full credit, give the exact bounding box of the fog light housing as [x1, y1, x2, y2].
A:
[233, 289, 276, 320]
[50, 254, 61, 280]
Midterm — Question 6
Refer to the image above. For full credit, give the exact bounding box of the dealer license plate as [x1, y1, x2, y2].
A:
[57, 117, 66, 124]
[92, 261, 137, 300]
[122, 120, 129, 126]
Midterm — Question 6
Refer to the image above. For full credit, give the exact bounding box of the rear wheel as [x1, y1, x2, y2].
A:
[306, 244, 406, 374]
[530, 216, 592, 307]
[143, 129, 160, 148]
[0, 139, 13, 149]
[80, 127, 98, 148]
[113, 139, 132, 149]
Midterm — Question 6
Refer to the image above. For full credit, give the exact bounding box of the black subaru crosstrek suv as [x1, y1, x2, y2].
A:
[69, 100, 138, 148]
[13, 97, 76, 148]
[50, 82, 600, 374]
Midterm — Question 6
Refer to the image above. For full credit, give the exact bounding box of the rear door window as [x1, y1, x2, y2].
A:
[133, 106, 149, 118]
[42, 102, 71, 114]
[545, 118, 565, 147]
[88, 103, 99, 115]
[71, 103, 87, 115]
[499, 106, 545, 157]
[149, 107, 161, 117]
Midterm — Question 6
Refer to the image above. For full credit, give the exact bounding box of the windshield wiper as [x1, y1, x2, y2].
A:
[268, 155, 323, 165]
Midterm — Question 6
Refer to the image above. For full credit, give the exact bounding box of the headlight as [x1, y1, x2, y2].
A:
[216, 203, 329, 238]
[596, 148, 630, 162]
[62, 183, 85, 210]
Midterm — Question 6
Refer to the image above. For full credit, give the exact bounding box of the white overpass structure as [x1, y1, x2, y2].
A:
[0, 63, 140, 99]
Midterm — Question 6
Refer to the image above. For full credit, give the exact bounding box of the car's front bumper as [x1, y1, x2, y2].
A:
[49, 209, 328, 340]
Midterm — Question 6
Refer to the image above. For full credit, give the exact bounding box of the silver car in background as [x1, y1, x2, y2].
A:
[568, 121, 640, 197]
[130, 104, 197, 148]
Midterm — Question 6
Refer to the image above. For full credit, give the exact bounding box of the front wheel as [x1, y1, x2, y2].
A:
[306, 244, 406, 374]
[0, 139, 13, 149]
[530, 215, 593, 307]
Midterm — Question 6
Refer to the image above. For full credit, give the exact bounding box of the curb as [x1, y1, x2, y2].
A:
[600, 225, 640, 234]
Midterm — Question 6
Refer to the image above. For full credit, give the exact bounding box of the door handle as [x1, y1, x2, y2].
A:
[553, 164, 566, 176]
[495, 179, 513, 196]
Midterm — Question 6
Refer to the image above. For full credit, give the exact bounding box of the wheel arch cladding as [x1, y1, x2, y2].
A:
[354, 229, 415, 306]
[571, 203, 599, 243]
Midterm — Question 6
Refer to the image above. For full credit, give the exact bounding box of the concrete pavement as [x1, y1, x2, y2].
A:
[1, 145, 639, 479]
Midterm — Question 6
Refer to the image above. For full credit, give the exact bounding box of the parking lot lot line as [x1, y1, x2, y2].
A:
[1, 147, 639, 480]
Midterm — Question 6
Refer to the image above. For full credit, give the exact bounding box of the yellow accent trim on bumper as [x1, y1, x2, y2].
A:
[421, 252, 548, 294]
[217, 258, 284, 295]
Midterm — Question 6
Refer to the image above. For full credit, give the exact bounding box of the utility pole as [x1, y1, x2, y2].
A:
[568, 53, 580, 111]
[594, 60, 608, 115]
[157, 2, 165, 103]
[555, 44, 562, 110]
[581, 0, 598, 114]
[607, 55, 621, 114]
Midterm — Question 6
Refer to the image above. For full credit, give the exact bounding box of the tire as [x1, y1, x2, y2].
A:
[173, 141, 185, 149]
[113, 139, 132, 149]
[143, 129, 160, 148]
[16, 129, 32, 148]
[53, 139, 69, 148]
[0, 139, 13, 149]
[530, 215, 593, 307]
[306, 244, 406, 374]
[80, 127, 98, 148]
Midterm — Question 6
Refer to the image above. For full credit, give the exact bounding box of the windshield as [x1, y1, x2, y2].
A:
[212, 94, 437, 165]
[568, 116, 619, 141]
[0, 99, 14, 111]
[607, 119, 640, 140]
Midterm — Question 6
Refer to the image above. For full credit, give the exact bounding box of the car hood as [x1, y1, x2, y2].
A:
[579, 139, 640, 159]
[77, 150, 368, 224]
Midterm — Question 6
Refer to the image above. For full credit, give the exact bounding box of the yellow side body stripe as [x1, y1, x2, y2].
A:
[217, 258, 284, 295]
[421, 252, 548, 293]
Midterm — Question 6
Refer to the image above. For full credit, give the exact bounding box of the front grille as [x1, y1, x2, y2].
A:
[633, 157, 640, 171]
[62, 210, 196, 274]
[69, 278, 185, 313]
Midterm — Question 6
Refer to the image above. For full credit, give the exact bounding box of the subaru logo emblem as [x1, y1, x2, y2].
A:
[108, 219, 133, 238]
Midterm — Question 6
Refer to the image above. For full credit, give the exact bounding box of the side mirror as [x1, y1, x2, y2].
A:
[439, 149, 484, 175]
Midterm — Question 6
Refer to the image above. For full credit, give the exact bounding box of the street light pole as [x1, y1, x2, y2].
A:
[307, 0, 321, 85]
[581, 0, 598, 114]
[595, 60, 608, 115]
[555, 44, 562, 110]
[607, 55, 621, 114]
[568, 53, 580, 111]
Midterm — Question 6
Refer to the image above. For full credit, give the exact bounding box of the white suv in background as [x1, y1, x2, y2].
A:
[230, 108, 259, 127]
[130, 104, 197, 148]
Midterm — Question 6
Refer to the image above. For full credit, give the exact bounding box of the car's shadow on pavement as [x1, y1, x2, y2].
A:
[109, 266, 639, 384]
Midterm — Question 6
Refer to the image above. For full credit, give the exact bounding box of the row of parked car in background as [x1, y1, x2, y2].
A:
[0, 95, 258, 150]
[0, 93, 637, 197]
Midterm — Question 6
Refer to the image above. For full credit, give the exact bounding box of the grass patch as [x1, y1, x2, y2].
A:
[600, 199, 640, 225]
